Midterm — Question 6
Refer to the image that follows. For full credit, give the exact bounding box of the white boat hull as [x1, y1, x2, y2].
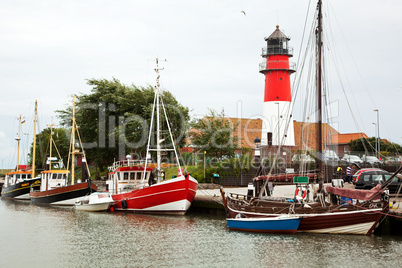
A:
[75, 202, 114, 212]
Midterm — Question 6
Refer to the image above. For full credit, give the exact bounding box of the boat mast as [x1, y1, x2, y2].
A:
[16, 115, 22, 171]
[142, 58, 183, 183]
[32, 100, 37, 178]
[155, 59, 162, 181]
[317, 0, 323, 172]
[71, 96, 76, 185]
[48, 120, 54, 171]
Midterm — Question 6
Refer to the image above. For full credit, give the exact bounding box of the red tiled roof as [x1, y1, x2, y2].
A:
[333, 133, 368, 144]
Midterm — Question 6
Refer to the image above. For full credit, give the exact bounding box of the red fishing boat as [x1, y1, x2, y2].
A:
[108, 163, 198, 214]
[107, 59, 198, 215]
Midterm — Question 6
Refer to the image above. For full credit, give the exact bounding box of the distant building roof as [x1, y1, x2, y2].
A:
[17, 165, 30, 171]
[332, 133, 368, 144]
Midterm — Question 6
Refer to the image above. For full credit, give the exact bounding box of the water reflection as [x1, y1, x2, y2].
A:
[1, 200, 401, 268]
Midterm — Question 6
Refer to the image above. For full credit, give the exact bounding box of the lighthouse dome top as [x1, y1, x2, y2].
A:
[265, 25, 290, 41]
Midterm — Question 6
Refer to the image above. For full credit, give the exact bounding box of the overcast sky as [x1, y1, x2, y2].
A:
[1, 0, 401, 168]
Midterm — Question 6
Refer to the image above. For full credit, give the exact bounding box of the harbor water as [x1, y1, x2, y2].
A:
[1, 199, 401, 268]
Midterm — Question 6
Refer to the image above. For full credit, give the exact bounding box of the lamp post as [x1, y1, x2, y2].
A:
[203, 151, 206, 183]
[372, 122, 377, 155]
[373, 109, 379, 158]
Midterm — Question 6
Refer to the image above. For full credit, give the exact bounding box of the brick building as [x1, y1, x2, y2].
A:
[184, 117, 370, 159]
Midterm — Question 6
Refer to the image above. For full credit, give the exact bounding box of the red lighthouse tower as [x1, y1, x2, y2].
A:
[259, 25, 295, 146]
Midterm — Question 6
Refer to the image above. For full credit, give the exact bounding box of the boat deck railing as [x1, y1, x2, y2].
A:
[108, 160, 147, 172]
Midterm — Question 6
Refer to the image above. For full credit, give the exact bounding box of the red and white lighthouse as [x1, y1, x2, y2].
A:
[259, 25, 295, 147]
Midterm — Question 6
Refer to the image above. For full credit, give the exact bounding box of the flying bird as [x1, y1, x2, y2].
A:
[241, 11, 246, 16]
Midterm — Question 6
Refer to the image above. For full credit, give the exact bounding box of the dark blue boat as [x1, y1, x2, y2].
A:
[226, 215, 301, 234]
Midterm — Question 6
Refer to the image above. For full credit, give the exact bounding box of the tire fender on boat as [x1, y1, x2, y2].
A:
[121, 199, 128, 209]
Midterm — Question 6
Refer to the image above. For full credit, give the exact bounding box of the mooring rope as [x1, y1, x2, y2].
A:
[196, 184, 224, 205]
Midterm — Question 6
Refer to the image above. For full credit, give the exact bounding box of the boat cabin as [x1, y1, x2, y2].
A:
[106, 160, 153, 194]
[39, 170, 70, 191]
[4, 171, 32, 187]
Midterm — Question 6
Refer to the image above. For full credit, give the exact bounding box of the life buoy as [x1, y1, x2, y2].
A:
[302, 189, 307, 199]
[121, 199, 128, 209]
[295, 188, 307, 199]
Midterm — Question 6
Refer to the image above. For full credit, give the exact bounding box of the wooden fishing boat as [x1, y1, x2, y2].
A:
[30, 97, 97, 205]
[1, 101, 41, 200]
[223, 189, 386, 235]
[226, 215, 301, 234]
[30, 170, 97, 206]
[1, 171, 40, 200]
[108, 59, 198, 215]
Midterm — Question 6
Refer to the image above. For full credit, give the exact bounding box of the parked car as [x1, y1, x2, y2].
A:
[292, 154, 315, 164]
[382, 156, 402, 165]
[352, 168, 384, 183]
[361, 155, 381, 166]
[341, 154, 363, 165]
[354, 170, 402, 194]
[323, 149, 340, 165]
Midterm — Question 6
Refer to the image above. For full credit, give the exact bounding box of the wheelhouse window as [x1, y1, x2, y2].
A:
[130, 172, 135, 180]
[124, 172, 129, 180]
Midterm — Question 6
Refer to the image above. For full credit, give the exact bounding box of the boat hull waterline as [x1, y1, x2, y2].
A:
[74, 192, 115, 212]
[226, 216, 301, 234]
[112, 175, 198, 215]
[226, 204, 385, 235]
[30, 182, 97, 206]
[75, 202, 114, 212]
[1, 179, 41, 200]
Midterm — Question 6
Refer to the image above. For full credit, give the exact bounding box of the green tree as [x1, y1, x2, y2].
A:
[189, 109, 238, 158]
[348, 137, 402, 156]
[57, 78, 190, 171]
[225, 147, 252, 179]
